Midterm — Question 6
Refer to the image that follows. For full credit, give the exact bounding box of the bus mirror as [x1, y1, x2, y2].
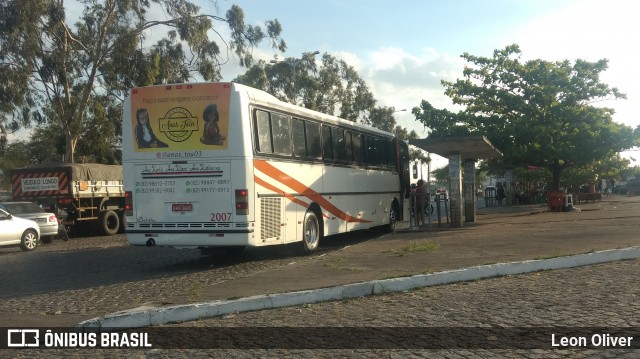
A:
[412, 164, 418, 179]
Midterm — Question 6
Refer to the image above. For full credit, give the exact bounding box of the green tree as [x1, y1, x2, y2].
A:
[414, 44, 637, 190]
[560, 154, 630, 194]
[365, 106, 396, 132]
[235, 53, 375, 122]
[0, 0, 285, 163]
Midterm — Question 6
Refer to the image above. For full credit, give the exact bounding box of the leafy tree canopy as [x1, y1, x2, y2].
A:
[0, 0, 286, 162]
[413, 44, 638, 189]
[234, 52, 374, 122]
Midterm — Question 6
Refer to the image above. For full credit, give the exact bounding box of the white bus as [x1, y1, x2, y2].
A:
[122, 82, 411, 254]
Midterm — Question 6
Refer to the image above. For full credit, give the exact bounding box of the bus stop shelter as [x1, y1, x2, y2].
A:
[409, 136, 502, 227]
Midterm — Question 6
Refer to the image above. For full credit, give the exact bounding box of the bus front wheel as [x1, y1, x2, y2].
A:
[301, 210, 320, 254]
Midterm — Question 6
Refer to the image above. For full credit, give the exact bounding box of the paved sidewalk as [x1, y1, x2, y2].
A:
[79, 196, 640, 328]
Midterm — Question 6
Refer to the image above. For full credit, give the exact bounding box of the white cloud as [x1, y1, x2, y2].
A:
[337, 47, 468, 169]
[354, 47, 465, 132]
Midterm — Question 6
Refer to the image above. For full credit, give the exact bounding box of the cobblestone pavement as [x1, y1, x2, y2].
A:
[6, 257, 640, 358]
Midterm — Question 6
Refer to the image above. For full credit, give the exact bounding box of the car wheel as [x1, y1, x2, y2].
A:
[301, 210, 320, 254]
[20, 229, 38, 251]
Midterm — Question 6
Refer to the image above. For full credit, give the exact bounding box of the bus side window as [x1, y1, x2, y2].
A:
[385, 139, 395, 168]
[352, 133, 363, 165]
[255, 110, 273, 153]
[322, 125, 333, 161]
[332, 127, 346, 162]
[271, 113, 291, 155]
[306, 121, 321, 158]
[292, 118, 307, 157]
[374, 137, 385, 167]
[364, 135, 375, 166]
[345, 131, 353, 163]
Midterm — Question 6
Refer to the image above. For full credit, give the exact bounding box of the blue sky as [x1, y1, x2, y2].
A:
[207, 0, 640, 166]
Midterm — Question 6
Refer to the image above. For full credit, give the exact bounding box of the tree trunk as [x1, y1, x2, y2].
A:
[65, 133, 77, 163]
[549, 159, 563, 191]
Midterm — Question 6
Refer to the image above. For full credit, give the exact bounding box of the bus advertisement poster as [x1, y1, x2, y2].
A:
[130, 83, 231, 151]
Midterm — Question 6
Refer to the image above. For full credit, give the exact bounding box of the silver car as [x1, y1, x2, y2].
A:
[0, 208, 40, 251]
[0, 201, 58, 243]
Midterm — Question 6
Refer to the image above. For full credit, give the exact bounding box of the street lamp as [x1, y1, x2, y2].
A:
[270, 51, 320, 101]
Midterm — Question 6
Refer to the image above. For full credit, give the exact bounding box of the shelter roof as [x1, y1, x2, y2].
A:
[409, 136, 502, 160]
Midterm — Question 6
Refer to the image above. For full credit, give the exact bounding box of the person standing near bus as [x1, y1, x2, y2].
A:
[415, 179, 426, 227]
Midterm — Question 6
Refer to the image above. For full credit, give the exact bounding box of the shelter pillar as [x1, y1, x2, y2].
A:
[464, 159, 477, 222]
[448, 153, 463, 227]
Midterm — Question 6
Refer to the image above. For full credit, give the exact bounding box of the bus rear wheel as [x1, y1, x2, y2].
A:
[301, 210, 320, 254]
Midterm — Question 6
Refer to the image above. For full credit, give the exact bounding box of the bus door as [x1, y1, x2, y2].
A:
[397, 140, 411, 220]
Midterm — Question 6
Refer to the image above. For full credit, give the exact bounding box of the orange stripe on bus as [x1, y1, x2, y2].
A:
[254, 160, 371, 223]
[254, 176, 311, 209]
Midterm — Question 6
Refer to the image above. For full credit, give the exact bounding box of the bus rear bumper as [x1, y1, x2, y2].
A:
[126, 229, 254, 248]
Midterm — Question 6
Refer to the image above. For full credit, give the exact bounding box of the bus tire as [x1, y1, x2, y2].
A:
[301, 210, 320, 254]
[99, 210, 120, 236]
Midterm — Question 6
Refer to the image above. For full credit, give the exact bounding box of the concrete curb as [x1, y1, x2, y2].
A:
[76, 246, 640, 331]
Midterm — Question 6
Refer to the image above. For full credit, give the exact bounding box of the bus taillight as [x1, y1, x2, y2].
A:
[235, 189, 248, 215]
[125, 191, 133, 216]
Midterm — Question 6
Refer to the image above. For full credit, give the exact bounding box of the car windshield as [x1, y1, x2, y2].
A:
[1, 202, 45, 214]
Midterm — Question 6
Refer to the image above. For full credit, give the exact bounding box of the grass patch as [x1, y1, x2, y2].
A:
[386, 240, 440, 256]
[188, 282, 204, 301]
[324, 256, 367, 271]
